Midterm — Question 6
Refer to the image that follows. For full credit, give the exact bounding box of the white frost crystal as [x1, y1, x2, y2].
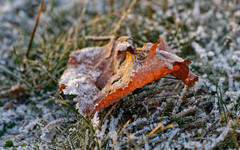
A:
[59, 47, 103, 115]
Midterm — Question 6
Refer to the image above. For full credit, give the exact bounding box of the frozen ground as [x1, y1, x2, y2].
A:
[0, 0, 239, 149]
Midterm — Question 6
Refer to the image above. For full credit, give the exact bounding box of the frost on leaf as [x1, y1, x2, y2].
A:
[59, 36, 198, 115]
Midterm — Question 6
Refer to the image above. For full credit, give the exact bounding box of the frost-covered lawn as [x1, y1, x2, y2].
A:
[0, 0, 239, 149]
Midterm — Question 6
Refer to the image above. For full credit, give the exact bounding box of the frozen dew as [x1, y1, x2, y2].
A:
[1, 0, 240, 149]
[91, 111, 100, 129]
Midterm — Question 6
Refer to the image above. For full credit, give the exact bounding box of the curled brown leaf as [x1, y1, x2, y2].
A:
[59, 36, 198, 115]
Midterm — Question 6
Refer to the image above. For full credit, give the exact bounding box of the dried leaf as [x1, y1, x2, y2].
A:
[10, 83, 25, 97]
[59, 36, 198, 115]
